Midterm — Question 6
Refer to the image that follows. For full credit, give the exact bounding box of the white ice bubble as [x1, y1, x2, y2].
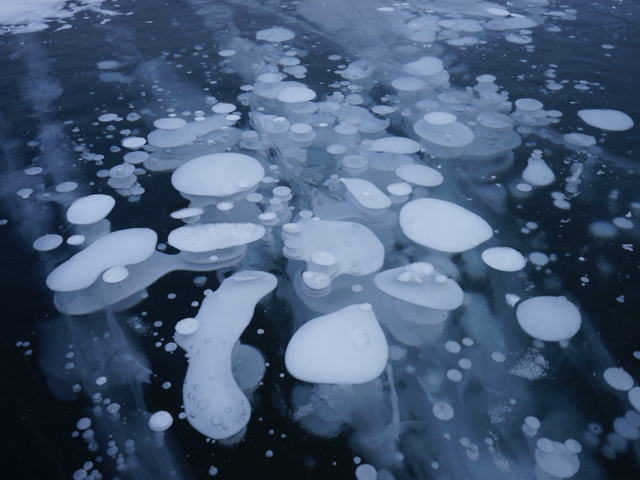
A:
[55, 181, 78, 193]
[66, 195, 116, 225]
[256, 26, 295, 43]
[168, 223, 265, 252]
[375, 263, 463, 311]
[603, 368, 634, 392]
[148, 411, 173, 432]
[365, 137, 421, 154]
[98, 113, 118, 122]
[492, 352, 506, 362]
[76, 418, 91, 430]
[400, 198, 493, 253]
[341, 178, 392, 210]
[516, 296, 581, 342]
[403, 56, 444, 77]
[67, 235, 85, 246]
[387, 182, 412, 196]
[46, 228, 157, 292]
[102, 266, 129, 284]
[529, 252, 549, 266]
[123, 151, 149, 164]
[170, 207, 204, 220]
[395, 164, 443, 187]
[285, 304, 389, 384]
[433, 401, 454, 420]
[175, 272, 277, 439]
[97, 60, 119, 70]
[523, 155, 555, 186]
[276, 86, 317, 103]
[121, 136, 146, 149]
[153, 118, 188, 130]
[578, 109, 633, 131]
[211, 103, 237, 114]
[175, 318, 199, 335]
[355, 464, 378, 480]
[172, 153, 264, 197]
[482, 247, 527, 272]
[33, 234, 63, 252]
[445, 341, 461, 354]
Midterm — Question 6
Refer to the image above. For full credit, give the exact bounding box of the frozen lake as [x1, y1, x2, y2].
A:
[1, 0, 639, 479]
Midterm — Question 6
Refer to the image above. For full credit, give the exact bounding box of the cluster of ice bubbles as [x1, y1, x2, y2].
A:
[4, 0, 640, 479]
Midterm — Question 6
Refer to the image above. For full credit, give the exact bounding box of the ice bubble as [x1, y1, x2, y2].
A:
[172, 153, 264, 197]
[211, 102, 236, 114]
[168, 223, 265, 252]
[403, 56, 444, 77]
[629, 387, 640, 412]
[24, 167, 43, 175]
[613, 217, 633, 229]
[76, 418, 91, 430]
[433, 401, 454, 420]
[121, 136, 146, 149]
[66, 195, 115, 224]
[153, 118, 188, 130]
[387, 182, 412, 196]
[372, 105, 396, 115]
[55, 181, 78, 193]
[564, 133, 596, 147]
[67, 235, 85, 246]
[124, 151, 149, 164]
[341, 178, 392, 210]
[392, 76, 426, 91]
[424, 112, 457, 126]
[97, 60, 119, 70]
[283, 219, 384, 277]
[364, 137, 421, 154]
[535, 439, 581, 478]
[256, 26, 295, 43]
[396, 164, 443, 187]
[603, 368, 634, 391]
[33, 234, 63, 252]
[102, 266, 129, 284]
[46, 228, 157, 292]
[487, 7, 510, 16]
[98, 113, 118, 122]
[523, 155, 555, 186]
[445, 341, 461, 354]
[516, 296, 581, 342]
[355, 464, 378, 480]
[148, 411, 173, 432]
[109, 163, 135, 179]
[175, 318, 199, 335]
[414, 113, 474, 147]
[578, 109, 633, 131]
[276, 86, 317, 103]
[589, 221, 617, 239]
[526, 416, 541, 429]
[375, 263, 463, 311]
[399, 198, 493, 253]
[285, 304, 389, 384]
[492, 352, 506, 362]
[481, 247, 527, 272]
[529, 252, 549, 266]
[175, 271, 277, 439]
[170, 207, 204, 220]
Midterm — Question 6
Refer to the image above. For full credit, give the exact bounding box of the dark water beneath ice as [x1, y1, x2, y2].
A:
[1, 1, 640, 479]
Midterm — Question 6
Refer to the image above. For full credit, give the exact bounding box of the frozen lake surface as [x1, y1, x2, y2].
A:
[1, 0, 639, 479]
